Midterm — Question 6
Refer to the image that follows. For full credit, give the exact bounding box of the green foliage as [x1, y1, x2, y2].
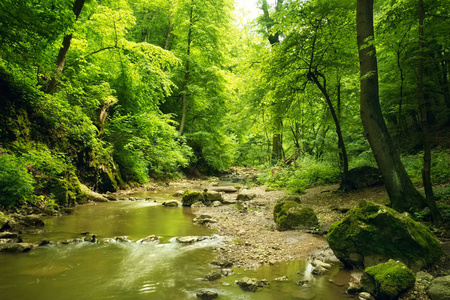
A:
[0, 151, 35, 207]
[402, 149, 450, 185]
[258, 156, 341, 193]
[107, 113, 192, 182]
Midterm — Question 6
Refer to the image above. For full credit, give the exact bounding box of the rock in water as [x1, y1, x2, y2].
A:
[196, 290, 218, 300]
[327, 201, 443, 270]
[360, 260, 415, 299]
[182, 191, 205, 207]
[235, 277, 266, 292]
[428, 275, 450, 300]
[273, 201, 318, 231]
[0, 243, 34, 253]
[162, 200, 179, 207]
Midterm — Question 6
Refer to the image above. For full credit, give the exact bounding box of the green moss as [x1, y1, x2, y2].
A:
[274, 201, 318, 230]
[363, 260, 415, 299]
[181, 191, 205, 207]
[327, 201, 443, 270]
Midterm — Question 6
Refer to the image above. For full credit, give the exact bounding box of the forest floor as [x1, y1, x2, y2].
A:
[190, 182, 390, 269]
[163, 176, 450, 278]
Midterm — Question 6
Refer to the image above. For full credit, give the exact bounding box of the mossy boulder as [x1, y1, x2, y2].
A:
[204, 191, 224, 203]
[327, 201, 443, 270]
[0, 212, 10, 229]
[273, 201, 319, 231]
[360, 260, 415, 300]
[343, 166, 383, 191]
[182, 191, 205, 206]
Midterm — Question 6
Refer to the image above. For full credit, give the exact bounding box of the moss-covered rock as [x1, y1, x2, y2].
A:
[327, 201, 443, 270]
[360, 260, 415, 300]
[182, 191, 205, 207]
[0, 212, 10, 229]
[79, 184, 108, 203]
[204, 191, 224, 203]
[273, 201, 319, 231]
[428, 275, 450, 300]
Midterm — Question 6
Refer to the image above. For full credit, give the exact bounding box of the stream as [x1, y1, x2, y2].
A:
[0, 188, 355, 300]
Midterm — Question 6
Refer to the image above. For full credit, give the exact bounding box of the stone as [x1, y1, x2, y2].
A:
[327, 201, 443, 270]
[15, 214, 45, 227]
[137, 235, 160, 243]
[0, 232, 18, 239]
[193, 215, 217, 225]
[348, 282, 362, 294]
[0, 212, 10, 229]
[176, 236, 207, 244]
[211, 259, 233, 268]
[204, 191, 224, 203]
[236, 193, 256, 201]
[221, 268, 233, 276]
[360, 260, 415, 300]
[162, 200, 179, 207]
[235, 277, 264, 292]
[312, 265, 328, 276]
[0, 243, 34, 253]
[182, 191, 205, 207]
[208, 186, 238, 193]
[114, 236, 132, 242]
[278, 195, 301, 204]
[312, 259, 332, 269]
[344, 166, 383, 191]
[273, 201, 319, 231]
[359, 292, 375, 300]
[428, 275, 450, 300]
[275, 276, 289, 281]
[196, 290, 218, 300]
[172, 190, 184, 197]
[205, 271, 222, 281]
[38, 239, 51, 246]
[211, 201, 222, 207]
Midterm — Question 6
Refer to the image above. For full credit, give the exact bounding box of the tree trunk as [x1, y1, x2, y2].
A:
[45, 0, 86, 94]
[356, 0, 426, 212]
[308, 71, 349, 190]
[179, 2, 194, 136]
[417, 0, 442, 224]
[164, 2, 174, 50]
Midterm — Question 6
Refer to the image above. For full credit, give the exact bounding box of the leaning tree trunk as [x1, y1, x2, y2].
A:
[356, 0, 426, 212]
[308, 71, 349, 191]
[45, 0, 86, 94]
[417, 0, 442, 224]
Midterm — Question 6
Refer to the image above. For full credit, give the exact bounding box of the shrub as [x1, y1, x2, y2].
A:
[0, 151, 35, 207]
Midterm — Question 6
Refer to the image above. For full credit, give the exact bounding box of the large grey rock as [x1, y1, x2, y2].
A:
[327, 201, 443, 270]
[205, 271, 222, 281]
[344, 166, 383, 191]
[428, 275, 450, 300]
[137, 235, 160, 243]
[193, 215, 217, 225]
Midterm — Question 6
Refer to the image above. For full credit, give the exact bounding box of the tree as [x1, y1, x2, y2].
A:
[417, 0, 442, 223]
[356, 0, 426, 212]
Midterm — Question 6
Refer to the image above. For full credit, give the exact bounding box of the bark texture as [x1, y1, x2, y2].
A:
[356, 0, 425, 212]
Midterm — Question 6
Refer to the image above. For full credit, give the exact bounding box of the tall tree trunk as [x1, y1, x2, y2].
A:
[45, 0, 85, 94]
[417, 0, 442, 224]
[164, 2, 174, 50]
[308, 71, 349, 190]
[272, 118, 283, 163]
[179, 2, 194, 136]
[356, 0, 426, 212]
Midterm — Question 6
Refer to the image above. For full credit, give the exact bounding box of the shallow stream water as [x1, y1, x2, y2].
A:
[0, 189, 355, 300]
